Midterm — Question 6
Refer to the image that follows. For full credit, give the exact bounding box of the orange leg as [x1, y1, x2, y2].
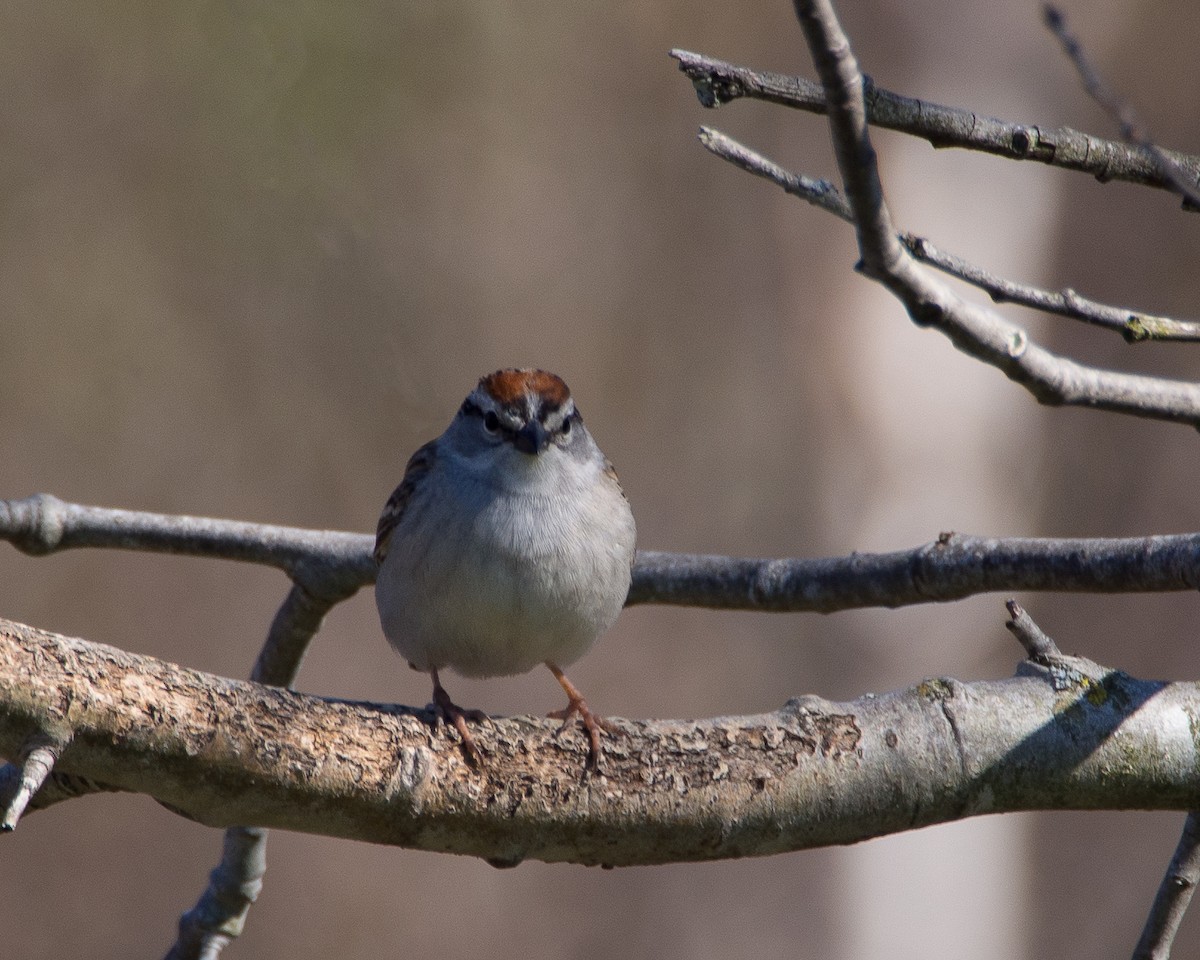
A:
[429, 667, 488, 767]
[545, 661, 613, 771]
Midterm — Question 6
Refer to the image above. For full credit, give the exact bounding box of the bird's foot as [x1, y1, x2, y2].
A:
[545, 662, 615, 772]
[430, 669, 489, 767]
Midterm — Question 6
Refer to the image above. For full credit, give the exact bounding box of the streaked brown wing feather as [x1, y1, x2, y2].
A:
[373, 439, 437, 564]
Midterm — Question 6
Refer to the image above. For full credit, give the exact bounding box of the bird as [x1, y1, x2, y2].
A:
[373, 368, 636, 769]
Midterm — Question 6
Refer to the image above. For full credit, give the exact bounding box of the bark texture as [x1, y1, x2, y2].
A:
[3, 617, 1198, 867]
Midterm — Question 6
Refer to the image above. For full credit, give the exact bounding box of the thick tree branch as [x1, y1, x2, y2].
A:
[168, 580, 353, 960]
[671, 49, 1200, 207]
[3, 618, 1199, 865]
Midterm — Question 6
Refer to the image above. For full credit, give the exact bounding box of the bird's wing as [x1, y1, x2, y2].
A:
[373, 439, 437, 565]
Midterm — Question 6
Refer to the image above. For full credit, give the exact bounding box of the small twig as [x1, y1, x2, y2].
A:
[1003, 600, 1061, 659]
[906, 237, 1200, 343]
[698, 127, 1200, 343]
[1043, 5, 1200, 210]
[1133, 812, 1200, 960]
[1, 731, 65, 831]
[672, 49, 1200, 207]
[698, 126, 851, 221]
[0, 766, 119, 817]
[699, 125, 1200, 423]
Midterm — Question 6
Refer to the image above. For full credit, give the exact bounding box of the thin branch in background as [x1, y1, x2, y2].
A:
[698, 127, 1200, 344]
[698, 126, 851, 221]
[699, 127, 1200, 424]
[1043, 5, 1200, 211]
[1, 731, 65, 831]
[672, 48, 1200, 206]
[777, 0, 1200, 430]
[166, 827, 269, 960]
[1133, 812, 1200, 960]
[906, 237, 1200, 344]
[1003, 600, 1061, 659]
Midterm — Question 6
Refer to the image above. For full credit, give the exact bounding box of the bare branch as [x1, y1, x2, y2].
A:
[1133, 813, 1200, 960]
[630, 532, 1200, 611]
[1004, 600, 1062, 659]
[770, 0, 1200, 428]
[1043, 5, 1200, 210]
[0, 493, 373, 591]
[166, 827, 268, 960]
[906, 237, 1200, 344]
[698, 127, 1200, 344]
[698, 126, 852, 221]
[672, 48, 1200, 207]
[251, 581, 360, 686]
[11, 498, 1200, 614]
[3, 617, 1200, 865]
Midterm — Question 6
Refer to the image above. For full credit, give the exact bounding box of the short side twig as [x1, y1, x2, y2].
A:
[0, 766, 120, 817]
[671, 49, 1200, 204]
[1132, 812, 1200, 960]
[1, 730, 66, 831]
[1043, 6, 1200, 210]
[1004, 600, 1061, 659]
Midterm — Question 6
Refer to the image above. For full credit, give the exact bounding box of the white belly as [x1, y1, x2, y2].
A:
[375, 467, 635, 678]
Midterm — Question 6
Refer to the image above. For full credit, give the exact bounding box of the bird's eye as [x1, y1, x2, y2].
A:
[483, 411, 500, 433]
[561, 417, 571, 435]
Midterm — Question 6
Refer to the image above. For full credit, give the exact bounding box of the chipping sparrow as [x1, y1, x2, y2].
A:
[374, 369, 636, 769]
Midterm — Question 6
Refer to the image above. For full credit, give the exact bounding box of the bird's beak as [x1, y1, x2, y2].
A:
[514, 421, 550, 455]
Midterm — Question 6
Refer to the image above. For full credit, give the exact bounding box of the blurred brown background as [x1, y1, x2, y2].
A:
[4, 0, 1200, 957]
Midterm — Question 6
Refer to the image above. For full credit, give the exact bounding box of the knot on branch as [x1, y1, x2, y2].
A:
[2, 493, 66, 555]
[670, 49, 745, 108]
